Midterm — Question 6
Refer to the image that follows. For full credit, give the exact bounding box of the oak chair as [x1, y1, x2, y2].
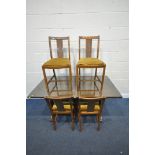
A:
[44, 96, 75, 130]
[76, 36, 106, 95]
[77, 96, 105, 131]
[42, 36, 72, 95]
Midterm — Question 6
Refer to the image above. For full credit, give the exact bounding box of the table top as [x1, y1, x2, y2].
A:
[27, 76, 122, 99]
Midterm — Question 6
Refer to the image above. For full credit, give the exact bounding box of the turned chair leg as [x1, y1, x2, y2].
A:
[97, 114, 100, 131]
[53, 69, 58, 87]
[100, 66, 106, 93]
[79, 68, 81, 90]
[78, 113, 82, 131]
[94, 68, 97, 82]
[76, 66, 79, 91]
[42, 67, 50, 95]
[71, 112, 74, 130]
[52, 114, 56, 130]
[69, 66, 72, 91]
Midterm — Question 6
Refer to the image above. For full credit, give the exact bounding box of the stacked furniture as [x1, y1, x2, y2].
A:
[42, 36, 106, 131]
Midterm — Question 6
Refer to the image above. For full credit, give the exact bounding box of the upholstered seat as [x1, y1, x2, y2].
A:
[52, 104, 71, 111]
[77, 58, 106, 67]
[80, 104, 100, 111]
[42, 58, 70, 69]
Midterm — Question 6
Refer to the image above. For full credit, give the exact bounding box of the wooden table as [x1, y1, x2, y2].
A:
[27, 76, 122, 122]
[27, 76, 122, 98]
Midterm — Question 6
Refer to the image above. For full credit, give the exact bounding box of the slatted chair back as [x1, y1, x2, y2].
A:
[79, 36, 100, 59]
[48, 36, 71, 60]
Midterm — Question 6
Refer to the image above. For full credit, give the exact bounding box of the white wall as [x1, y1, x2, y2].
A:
[26, 0, 129, 97]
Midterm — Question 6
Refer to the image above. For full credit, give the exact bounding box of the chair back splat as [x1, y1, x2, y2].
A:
[79, 36, 100, 59]
[56, 39, 63, 58]
[49, 36, 71, 60]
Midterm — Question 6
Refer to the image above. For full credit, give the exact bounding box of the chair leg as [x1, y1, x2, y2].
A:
[76, 65, 79, 91]
[53, 69, 58, 86]
[97, 114, 100, 131]
[69, 66, 72, 91]
[42, 67, 50, 95]
[100, 66, 106, 94]
[94, 68, 97, 87]
[94, 68, 97, 80]
[52, 69, 60, 95]
[99, 100, 104, 122]
[79, 68, 81, 90]
[71, 112, 74, 130]
[78, 113, 82, 131]
[52, 114, 56, 130]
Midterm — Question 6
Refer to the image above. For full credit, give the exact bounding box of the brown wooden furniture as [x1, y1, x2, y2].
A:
[42, 36, 72, 95]
[44, 96, 75, 130]
[28, 76, 122, 99]
[76, 36, 106, 95]
[77, 96, 105, 131]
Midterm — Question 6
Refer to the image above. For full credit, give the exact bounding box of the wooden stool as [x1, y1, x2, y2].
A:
[76, 36, 106, 95]
[42, 37, 72, 95]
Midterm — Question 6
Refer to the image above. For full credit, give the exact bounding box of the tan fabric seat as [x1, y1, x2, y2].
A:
[52, 104, 71, 111]
[42, 58, 70, 69]
[77, 58, 106, 67]
[80, 104, 100, 111]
